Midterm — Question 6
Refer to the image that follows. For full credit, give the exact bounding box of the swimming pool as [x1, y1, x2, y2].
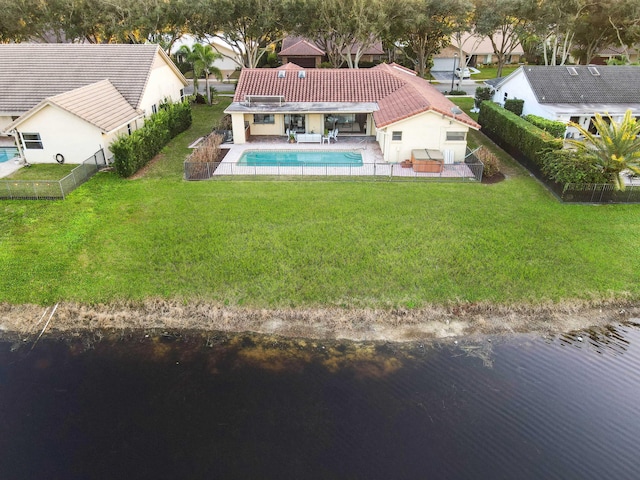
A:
[0, 147, 19, 163]
[238, 150, 363, 167]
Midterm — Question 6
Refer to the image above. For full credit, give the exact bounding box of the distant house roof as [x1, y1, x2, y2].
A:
[450, 33, 524, 56]
[231, 63, 479, 129]
[278, 36, 385, 58]
[0, 43, 186, 114]
[6, 80, 142, 133]
[514, 65, 640, 104]
[279, 38, 325, 57]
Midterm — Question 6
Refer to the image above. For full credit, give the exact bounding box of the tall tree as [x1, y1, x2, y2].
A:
[191, 0, 293, 68]
[301, 0, 388, 69]
[567, 111, 640, 191]
[473, 0, 536, 76]
[397, 0, 470, 77]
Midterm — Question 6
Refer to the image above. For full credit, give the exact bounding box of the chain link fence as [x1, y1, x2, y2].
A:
[0, 149, 106, 200]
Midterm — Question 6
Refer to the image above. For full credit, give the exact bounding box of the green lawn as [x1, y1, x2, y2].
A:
[2, 99, 640, 308]
[7, 163, 76, 180]
[472, 65, 520, 80]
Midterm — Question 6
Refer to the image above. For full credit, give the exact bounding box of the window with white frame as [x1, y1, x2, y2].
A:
[446, 131, 466, 141]
[391, 131, 402, 141]
[152, 104, 158, 114]
[253, 114, 275, 124]
[22, 133, 43, 149]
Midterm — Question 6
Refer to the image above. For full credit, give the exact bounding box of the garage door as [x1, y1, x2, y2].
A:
[432, 58, 457, 72]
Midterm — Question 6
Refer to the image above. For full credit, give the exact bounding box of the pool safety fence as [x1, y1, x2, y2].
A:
[185, 161, 484, 182]
[0, 149, 106, 200]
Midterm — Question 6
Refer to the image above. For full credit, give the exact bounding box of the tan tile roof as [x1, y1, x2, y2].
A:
[0, 43, 185, 114]
[279, 39, 325, 57]
[6, 80, 142, 133]
[233, 63, 479, 129]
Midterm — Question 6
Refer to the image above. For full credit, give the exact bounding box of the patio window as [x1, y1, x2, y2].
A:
[253, 114, 274, 124]
[22, 133, 43, 149]
[446, 131, 466, 141]
[392, 131, 402, 141]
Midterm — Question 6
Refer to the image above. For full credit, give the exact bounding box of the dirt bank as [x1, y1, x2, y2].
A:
[1, 300, 638, 343]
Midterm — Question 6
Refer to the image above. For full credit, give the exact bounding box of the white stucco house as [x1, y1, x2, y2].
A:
[225, 63, 479, 164]
[0, 44, 187, 165]
[488, 65, 640, 137]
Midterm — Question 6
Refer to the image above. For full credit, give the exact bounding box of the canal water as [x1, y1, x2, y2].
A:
[1, 323, 639, 479]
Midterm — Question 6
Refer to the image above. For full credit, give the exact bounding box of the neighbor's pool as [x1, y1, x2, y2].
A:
[0, 147, 19, 163]
[238, 150, 363, 167]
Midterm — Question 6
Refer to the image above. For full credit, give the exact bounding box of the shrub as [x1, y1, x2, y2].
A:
[504, 98, 524, 116]
[475, 147, 500, 177]
[319, 62, 333, 69]
[524, 115, 566, 138]
[541, 149, 609, 186]
[448, 89, 467, 95]
[478, 101, 562, 168]
[474, 86, 493, 109]
[194, 93, 206, 104]
[111, 101, 192, 177]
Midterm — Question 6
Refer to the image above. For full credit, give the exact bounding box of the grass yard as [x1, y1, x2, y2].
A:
[471, 65, 519, 80]
[7, 163, 76, 180]
[1, 98, 640, 308]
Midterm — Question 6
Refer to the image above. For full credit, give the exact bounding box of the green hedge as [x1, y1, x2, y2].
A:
[524, 114, 566, 138]
[478, 101, 562, 167]
[504, 98, 524, 116]
[111, 101, 192, 177]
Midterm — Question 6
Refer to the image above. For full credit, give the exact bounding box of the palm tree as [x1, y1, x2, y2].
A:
[177, 44, 223, 104]
[567, 110, 640, 190]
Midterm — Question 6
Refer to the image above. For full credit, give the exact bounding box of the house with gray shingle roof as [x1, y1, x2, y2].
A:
[0, 43, 187, 166]
[226, 62, 479, 164]
[490, 65, 640, 137]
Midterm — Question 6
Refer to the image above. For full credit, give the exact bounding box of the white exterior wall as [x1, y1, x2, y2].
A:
[377, 111, 471, 163]
[231, 113, 247, 144]
[16, 105, 105, 164]
[0, 116, 15, 131]
[138, 52, 186, 115]
[491, 68, 547, 118]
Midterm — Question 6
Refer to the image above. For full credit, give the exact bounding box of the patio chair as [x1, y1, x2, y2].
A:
[329, 128, 338, 142]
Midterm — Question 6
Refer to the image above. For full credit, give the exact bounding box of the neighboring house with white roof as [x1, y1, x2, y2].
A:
[225, 62, 479, 163]
[0, 44, 187, 164]
[488, 65, 640, 137]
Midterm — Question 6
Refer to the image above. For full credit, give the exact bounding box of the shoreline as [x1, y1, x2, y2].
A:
[1, 300, 639, 343]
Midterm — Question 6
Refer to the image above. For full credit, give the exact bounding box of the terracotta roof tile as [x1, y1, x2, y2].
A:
[234, 63, 479, 129]
[279, 39, 325, 57]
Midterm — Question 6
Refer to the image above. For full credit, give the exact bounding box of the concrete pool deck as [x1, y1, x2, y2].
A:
[214, 136, 478, 179]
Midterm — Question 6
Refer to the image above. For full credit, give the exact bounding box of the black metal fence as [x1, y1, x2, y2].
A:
[482, 130, 640, 204]
[0, 149, 106, 200]
[185, 160, 484, 182]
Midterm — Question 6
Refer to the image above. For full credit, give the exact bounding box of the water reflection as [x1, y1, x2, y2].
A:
[0, 322, 639, 479]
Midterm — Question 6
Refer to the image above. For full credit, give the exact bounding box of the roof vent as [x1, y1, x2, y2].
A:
[588, 66, 600, 76]
[450, 106, 463, 115]
[298, 70, 306, 79]
[277, 70, 286, 78]
[566, 67, 578, 76]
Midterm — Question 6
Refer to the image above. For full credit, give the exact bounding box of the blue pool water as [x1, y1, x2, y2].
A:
[0, 147, 19, 163]
[238, 150, 363, 166]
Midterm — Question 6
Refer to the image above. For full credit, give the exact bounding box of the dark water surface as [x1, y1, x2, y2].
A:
[1, 324, 640, 479]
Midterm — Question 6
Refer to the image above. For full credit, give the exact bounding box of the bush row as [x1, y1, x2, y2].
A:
[524, 114, 566, 138]
[111, 101, 192, 177]
[478, 101, 562, 168]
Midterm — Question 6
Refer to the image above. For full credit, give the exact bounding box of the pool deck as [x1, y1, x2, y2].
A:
[215, 136, 478, 179]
